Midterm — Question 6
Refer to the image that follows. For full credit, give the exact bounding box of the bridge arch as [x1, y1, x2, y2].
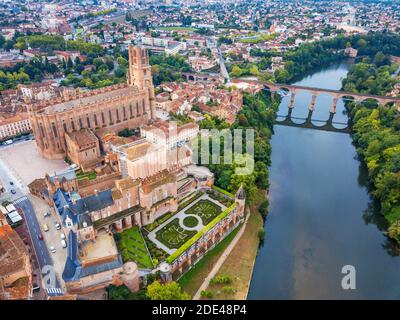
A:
[361, 98, 379, 108]
[340, 95, 357, 103]
[277, 86, 291, 97]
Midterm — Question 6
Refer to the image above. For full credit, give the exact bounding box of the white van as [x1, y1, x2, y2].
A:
[60, 233, 66, 240]
[61, 239, 67, 248]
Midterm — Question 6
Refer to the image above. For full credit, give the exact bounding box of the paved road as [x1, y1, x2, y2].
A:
[0, 134, 33, 149]
[0, 137, 35, 201]
[218, 47, 231, 83]
[0, 156, 26, 202]
[14, 197, 63, 297]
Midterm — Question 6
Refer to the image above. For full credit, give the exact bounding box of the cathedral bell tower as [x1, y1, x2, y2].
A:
[127, 45, 155, 119]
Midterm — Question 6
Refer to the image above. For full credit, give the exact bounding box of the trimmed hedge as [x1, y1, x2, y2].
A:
[176, 191, 204, 212]
[166, 203, 237, 264]
[211, 185, 234, 198]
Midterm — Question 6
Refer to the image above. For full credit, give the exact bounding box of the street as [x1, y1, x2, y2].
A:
[0, 138, 68, 297]
[14, 196, 64, 297]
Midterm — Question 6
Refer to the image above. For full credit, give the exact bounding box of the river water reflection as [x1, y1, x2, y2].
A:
[248, 62, 400, 299]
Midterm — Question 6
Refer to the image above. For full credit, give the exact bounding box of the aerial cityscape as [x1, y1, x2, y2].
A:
[0, 0, 399, 302]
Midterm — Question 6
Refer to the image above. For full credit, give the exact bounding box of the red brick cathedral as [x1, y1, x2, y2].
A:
[27, 46, 155, 159]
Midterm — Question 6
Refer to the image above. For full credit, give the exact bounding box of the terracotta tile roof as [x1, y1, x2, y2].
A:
[0, 276, 30, 300]
[115, 177, 140, 191]
[141, 170, 176, 194]
[0, 225, 29, 277]
[67, 128, 98, 149]
[126, 141, 151, 161]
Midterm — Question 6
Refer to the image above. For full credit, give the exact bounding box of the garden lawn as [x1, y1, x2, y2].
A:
[185, 199, 222, 225]
[178, 224, 242, 297]
[155, 218, 197, 249]
[76, 170, 97, 180]
[116, 226, 153, 269]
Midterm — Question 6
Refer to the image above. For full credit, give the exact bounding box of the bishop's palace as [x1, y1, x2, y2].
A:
[24, 45, 245, 295]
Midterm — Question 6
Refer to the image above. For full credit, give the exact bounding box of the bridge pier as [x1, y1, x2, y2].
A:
[327, 111, 335, 125]
[289, 93, 296, 109]
[309, 94, 317, 111]
[330, 97, 338, 113]
[306, 109, 313, 123]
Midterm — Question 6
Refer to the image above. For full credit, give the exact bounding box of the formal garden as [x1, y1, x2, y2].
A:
[184, 199, 222, 225]
[115, 226, 154, 269]
[117, 191, 231, 269]
[155, 218, 198, 250]
[151, 197, 224, 251]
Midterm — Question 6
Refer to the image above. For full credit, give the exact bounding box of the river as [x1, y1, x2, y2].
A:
[248, 61, 400, 299]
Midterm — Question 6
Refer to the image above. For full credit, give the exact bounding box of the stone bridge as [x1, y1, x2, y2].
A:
[259, 81, 400, 113]
[182, 72, 223, 83]
[182, 73, 400, 112]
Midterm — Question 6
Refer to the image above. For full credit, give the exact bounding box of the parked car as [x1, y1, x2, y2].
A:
[61, 240, 67, 248]
[43, 211, 50, 218]
[60, 233, 66, 240]
[42, 224, 49, 232]
[54, 222, 61, 230]
[50, 246, 56, 254]
[9, 181, 13, 185]
[10, 189, 16, 194]
[38, 233, 43, 240]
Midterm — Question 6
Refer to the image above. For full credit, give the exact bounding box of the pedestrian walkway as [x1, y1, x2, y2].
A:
[192, 208, 250, 300]
[46, 287, 64, 296]
[14, 196, 28, 205]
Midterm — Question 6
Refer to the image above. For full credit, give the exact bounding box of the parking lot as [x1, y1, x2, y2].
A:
[0, 140, 68, 202]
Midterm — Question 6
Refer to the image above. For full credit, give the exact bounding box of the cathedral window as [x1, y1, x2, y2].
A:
[136, 101, 140, 115]
[142, 99, 146, 114]
[51, 122, 58, 138]
[86, 114, 91, 128]
[129, 103, 133, 118]
[70, 119, 75, 131]
[108, 110, 113, 124]
[39, 123, 46, 137]
[101, 112, 105, 124]
[94, 113, 98, 126]
[78, 117, 83, 129]
[123, 106, 127, 120]
[116, 109, 120, 122]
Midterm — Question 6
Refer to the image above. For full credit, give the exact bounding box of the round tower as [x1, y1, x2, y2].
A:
[235, 184, 246, 218]
[159, 262, 172, 283]
[121, 262, 140, 292]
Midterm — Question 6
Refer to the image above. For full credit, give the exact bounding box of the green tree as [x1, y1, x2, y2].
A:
[146, 281, 190, 300]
